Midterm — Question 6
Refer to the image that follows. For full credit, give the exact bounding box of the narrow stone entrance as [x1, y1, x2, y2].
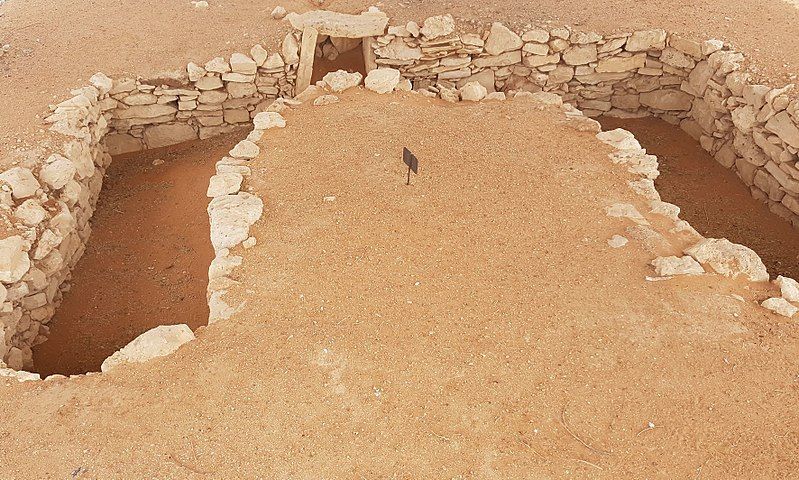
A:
[311, 37, 367, 84]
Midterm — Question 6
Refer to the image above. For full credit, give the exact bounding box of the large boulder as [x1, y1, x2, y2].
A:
[365, 68, 401, 94]
[685, 238, 769, 282]
[100, 324, 195, 372]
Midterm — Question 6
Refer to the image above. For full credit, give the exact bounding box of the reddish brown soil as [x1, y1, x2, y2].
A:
[311, 41, 367, 84]
[599, 116, 799, 280]
[31, 132, 243, 377]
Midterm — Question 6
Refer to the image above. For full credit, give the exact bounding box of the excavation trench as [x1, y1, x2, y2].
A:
[599, 116, 799, 280]
[31, 132, 244, 377]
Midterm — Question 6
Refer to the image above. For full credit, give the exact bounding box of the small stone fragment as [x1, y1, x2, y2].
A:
[651, 256, 705, 276]
[322, 70, 363, 92]
[761, 297, 798, 318]
[313, 95, 340, 106]
[607, 235, 628, 248]
[365, 68, 401, 94]
[271, 5, 287, 19]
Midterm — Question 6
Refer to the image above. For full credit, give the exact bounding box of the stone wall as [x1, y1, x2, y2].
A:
[2, 8, 799, 376]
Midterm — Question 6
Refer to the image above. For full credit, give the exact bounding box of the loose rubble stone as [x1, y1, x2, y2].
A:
[775, 275, 799, 302]
[205, 56, 231, 74]
[607, 235, 628, 248]
[460, 81, 487, 102]
[761, 297, 798, 318]
[365, 68, 401, 94]
[101, 324, 195, 372]
[685, 238, 769, 282]
[322, 70, 363, 92]
[651, 256, 705, 276]
[313, 95, 340, 106]
[0, 167, 40, 199]
[271, 5, 287, 19]
[15, 200, 47, 226]
[230, 53, 257, 75]
[626, 29, 667, 52]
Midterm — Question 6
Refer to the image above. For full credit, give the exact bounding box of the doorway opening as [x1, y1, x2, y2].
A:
[311, 36, 367, 84]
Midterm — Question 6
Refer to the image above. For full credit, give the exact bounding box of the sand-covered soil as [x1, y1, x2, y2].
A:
[1, 92, 797, 478]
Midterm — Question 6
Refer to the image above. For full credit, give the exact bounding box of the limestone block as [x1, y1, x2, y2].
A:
[460, 81, 487, 102]
[205, 57, 231, 74]
[0, 168, 40, 199]
[196, 76, 224, 90]
[562, 44, 597, 65]
[143, 124, 197, 148]
[0, 236, 31, 283]
[253, 111, 286, 130]
[761, 297, 798, 318]
[685, 238, 769, 282]
[116, 104, 177, 119]
[626, 29, 667, 52]
[229, 140, 260, 159]
[484, 22, 523, 55]
[207, 173, 244, 197]
[230, 53, 257, 75]
[420, 14, 455, 39]
[322, 70, 363, 92]
[39, 155, 76, 190]
[775, 275, 799, 302]
[208, 193, 264, 251]
[286, 10, 389, 38]
[105, 133, 143, 155]
[375, 38, 423, 61]
[365, 68, 401, 94]
[595, 54, 646, 73]
[14, 200, 47, 226]
[101, 324, 195, 372]
[765, 111, 799, 148]
[639, 90, 693, 111]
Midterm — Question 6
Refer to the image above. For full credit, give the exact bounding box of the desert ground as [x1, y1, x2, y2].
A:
[2, 0, 799, 478]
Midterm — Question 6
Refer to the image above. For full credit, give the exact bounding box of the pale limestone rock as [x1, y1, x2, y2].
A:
[187, 62, 206, 82]
[562, 44, 597, 65]
[282, 33, 300, 65]
[473, 51, 522, 68]
[485, 92, 506, 101]
[702, 39, 724, 56]
[765, 111, 799, 148]
[522, 29, 550, 43]
[420, 14, 455, 39]
[208, 290, 236, 324]
[651, 256, 705, 276]
[209, 254, 242, 280]
[775, 275, 799, 302]
[271, 5, 287, 19]
[116, 104, 177, 119]
[596, 128, 641, 150]
[207, 173, 244, 197]
[626, 29, 667, 52]
[101, 324, 195, 372]
[14, 200, 47, 226]
[243, 237, 257, 249]
[205, 56, 231, 74]
[761, 297, 798, 318]
[230, 53, 257, 75]
[89, 72, 113, 95]
[142, 124, 197, 148]
[685, 238, 769, 282]
[375, 38, 422, 61]
[607, 235, 628, 248]
[0, 236, 30, 283]
[731, 105, 757, 133]
[39, 155, 76, 190]
[460, 81, 487, 102]
[406, 21, 420, 37]
[253, 111, 286, 130]
[639, 90, 693, 111]
[595, 54, 645, 73]
[313, 95, 340, 106]
[285, 10, 388, 37]
[606, 203, 648, 224]
[322, 70, 363, 92]
[484, 22, 523, 56]
[208, 193, 264, 251]
[195, 75, 223, 90]
[229, 140, 260, 159]
[263, 52, 285, 70]
[0, 167, 40, 199]
[365, 68, 401, 94]
[251, 45, 268, 67]
[122, 93, 158, 106]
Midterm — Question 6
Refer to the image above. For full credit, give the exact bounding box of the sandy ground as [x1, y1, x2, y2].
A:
[2, 0, 799, 152]
[2, 92, 797, 478]
[600, 116, 799, 281]
[31, 132, 244, 376]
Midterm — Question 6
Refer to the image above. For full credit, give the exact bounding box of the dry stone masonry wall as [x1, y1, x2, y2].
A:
[3, 8, 799, 379]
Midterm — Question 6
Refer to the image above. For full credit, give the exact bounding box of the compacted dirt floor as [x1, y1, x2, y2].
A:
[599, 116, 799, 281]
[3, 92, 796, 478]
[31, 132, 243, 377]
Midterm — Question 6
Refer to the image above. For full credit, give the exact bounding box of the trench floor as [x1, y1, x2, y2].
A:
[31, 132, 244, 376]
[599, 116, 799, 280]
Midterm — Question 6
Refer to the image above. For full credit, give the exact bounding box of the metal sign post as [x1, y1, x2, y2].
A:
[403, 147, 418, 185]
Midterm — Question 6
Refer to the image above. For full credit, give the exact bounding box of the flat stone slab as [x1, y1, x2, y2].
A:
[285, 10, 389, 38]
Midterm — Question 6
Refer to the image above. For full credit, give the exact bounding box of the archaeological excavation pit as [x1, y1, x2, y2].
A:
[3, 10, 799, 385]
